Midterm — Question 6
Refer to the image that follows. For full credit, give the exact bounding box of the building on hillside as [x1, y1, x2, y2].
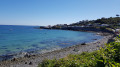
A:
[100, 24, 109, 27]
[115, 29, 120, 35]
[118, 23, 120, 25]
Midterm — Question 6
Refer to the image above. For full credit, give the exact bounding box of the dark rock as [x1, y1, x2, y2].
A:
[1, 54, 14, 61]
[96, 45, 100, 47]
[11, 58, 16, 61]
[25, 62, 27, 64]
[81, 42, 86, 45]
[93, 39, 97, 40]
[107, 38, 115, 43]
[31, 44, 38, 47]
[73, 48, 79, 52]
[29, 62, 33, 65]
[24, 54, 31, 58]
[32, 55, 36, 57]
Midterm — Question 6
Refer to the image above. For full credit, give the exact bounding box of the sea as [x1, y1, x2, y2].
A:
[0, 25, 102, 60]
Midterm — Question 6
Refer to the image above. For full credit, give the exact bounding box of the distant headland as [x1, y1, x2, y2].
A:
[40, 16, 120, 35]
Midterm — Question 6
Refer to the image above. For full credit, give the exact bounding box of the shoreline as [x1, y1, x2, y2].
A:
[0, 31, 114, 67]
[0, 30, 103, 61]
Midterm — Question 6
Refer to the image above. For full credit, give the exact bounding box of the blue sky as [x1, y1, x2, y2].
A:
[0, 0, 120, 26]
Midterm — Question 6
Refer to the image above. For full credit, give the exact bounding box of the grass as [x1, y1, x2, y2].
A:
[38, 35, 120, 67]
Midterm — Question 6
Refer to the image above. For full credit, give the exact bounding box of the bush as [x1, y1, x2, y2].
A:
[38, 36, 120, 67]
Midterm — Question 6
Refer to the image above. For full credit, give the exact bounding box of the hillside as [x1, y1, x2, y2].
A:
[70, 17, 120, 29]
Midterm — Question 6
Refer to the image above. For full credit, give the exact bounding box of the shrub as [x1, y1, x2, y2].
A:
[38, 36, 120, 67]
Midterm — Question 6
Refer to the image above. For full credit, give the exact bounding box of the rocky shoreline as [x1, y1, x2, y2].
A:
[0, 31, 114, 67]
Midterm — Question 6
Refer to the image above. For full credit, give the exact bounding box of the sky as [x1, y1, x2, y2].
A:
[0, 0, 120, 26]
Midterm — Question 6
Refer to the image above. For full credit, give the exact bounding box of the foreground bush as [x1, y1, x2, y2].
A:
[38, 36, 120, 67]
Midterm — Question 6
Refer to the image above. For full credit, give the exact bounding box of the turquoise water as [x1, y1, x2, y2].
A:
[0, 25, 102, 59]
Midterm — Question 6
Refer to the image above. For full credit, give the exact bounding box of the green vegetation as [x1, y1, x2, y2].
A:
[38, 36, 120, 67]
[70, 17, 120, 29]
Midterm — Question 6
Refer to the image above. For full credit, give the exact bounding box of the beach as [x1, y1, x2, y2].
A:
[0, 32, 114, 67]
[0, 0, 120, 66]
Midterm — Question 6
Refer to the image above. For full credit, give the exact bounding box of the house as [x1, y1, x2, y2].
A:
[86, 24, 93, 27]
[118, 23, 120, 25]
[100, 24, 109, 27]
[115, 29, 120, 35]
[93, 23, 101, 27]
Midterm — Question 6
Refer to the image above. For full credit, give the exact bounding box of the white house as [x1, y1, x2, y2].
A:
[115, 29, 120, 35]
[100, 24, 109, 27]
